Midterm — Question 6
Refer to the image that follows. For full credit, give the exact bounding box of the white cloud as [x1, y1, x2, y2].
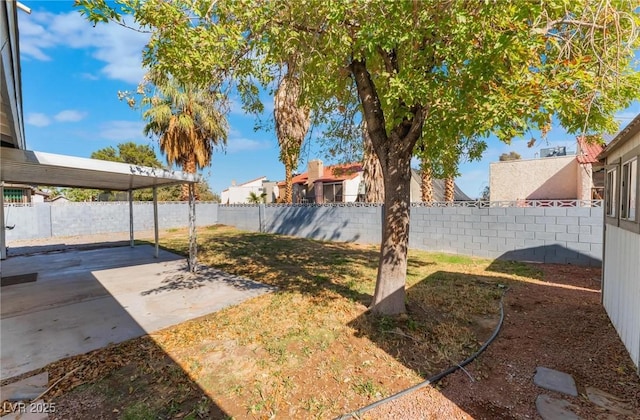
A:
[54, 110, 87, 122]
[26, 113, 51, 127]
[226, 137, 272, 153]
[79, 72, 99, 81]
[20, 11, 149, 84]
[99, 120, 146, 141]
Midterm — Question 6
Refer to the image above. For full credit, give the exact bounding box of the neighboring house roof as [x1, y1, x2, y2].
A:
[576, 136, 605, 164]
[410, 169, 472, 201]
[50, 195, 69, 202]
[238, 176, 267, 186]
[599, 113, 640, 159]
[223, 176, 267, 192]
[277, 163, 362, 186]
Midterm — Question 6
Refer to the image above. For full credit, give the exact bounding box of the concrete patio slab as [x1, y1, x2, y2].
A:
[0, 372, 48, 401]
[1, 245, 274, 380]
[534, 366, 578, 397]
[536, 395, 581, 420]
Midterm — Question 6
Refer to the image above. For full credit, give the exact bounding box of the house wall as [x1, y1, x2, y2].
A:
[576, 163, 593, 201]
[602, 122, 640, 373]
[490, 156, 578, 201]
[343, 175, 362, 202]
[410, 175, 421, 202]
[221, 178, 267, 204]
[603, 225, 640, 369]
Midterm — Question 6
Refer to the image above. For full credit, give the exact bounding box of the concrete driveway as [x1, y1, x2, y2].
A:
[0, 245, 273, 380]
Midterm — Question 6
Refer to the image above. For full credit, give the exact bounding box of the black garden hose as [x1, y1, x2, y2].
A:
[336, 288, 508, 420]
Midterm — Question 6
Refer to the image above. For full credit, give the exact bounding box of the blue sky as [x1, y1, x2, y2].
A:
[17, 1, 640, 198]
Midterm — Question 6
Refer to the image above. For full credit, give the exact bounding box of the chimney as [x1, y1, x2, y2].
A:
[307, 160, 324, 184]
[231, 180, 236, 186]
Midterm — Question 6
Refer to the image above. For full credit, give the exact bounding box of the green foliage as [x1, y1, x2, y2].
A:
[75, 0, 640, 313]
[76, 1, 640, 149]
[247, 191, 267, 204]
[139, 74, 228, 172]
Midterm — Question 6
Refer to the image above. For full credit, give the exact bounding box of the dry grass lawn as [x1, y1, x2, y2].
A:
[37, 225, 547, 419]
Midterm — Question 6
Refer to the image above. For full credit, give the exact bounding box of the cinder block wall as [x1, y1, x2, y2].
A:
[5, 202, 219, 240]
[263, 204, 382, 243]
[408, 206, 602, 265]
[5, 202, 603, 266]
[218, 204, 603, 266]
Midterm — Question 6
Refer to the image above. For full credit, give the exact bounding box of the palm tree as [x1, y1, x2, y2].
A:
[143, 77, 228, 200]
[274, 62, 310, 203]
[444, 176, 455, 202]
[420, 162, 434, 204]
[247, 191, 267, 204]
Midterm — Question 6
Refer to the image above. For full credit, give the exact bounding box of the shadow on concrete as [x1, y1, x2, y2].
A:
[265, 205, 363, 243]
[141, 264, 276, 295]
[6, 239, 136, 257]
[0, 245, 270, 418]
[488, 244, 601, 270]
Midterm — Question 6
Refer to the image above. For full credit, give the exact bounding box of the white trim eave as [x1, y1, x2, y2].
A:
[0, 148, 200, 190]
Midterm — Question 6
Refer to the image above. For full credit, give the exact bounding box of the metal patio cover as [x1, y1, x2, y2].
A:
[0, 148, 199, 190]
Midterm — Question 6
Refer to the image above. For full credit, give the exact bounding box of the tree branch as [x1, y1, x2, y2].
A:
[349, 59, 388, 150]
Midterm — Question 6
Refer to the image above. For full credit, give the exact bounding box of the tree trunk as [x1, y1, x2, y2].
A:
[371, 150, 413, 314]
[284, 161, 293, 203]
[363, 122, 384, 203]
[444, 176, 454, 202]
[350, 59, 425, 315]
[420, 161, 433, 204]
[187, 182, 197, 272]
[181, 156, 198, 201]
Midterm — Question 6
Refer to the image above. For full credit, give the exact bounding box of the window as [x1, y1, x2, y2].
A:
[606, 168, 617, 217]
[3, 188, 24, 204]
[621, 158, 637, 221]
[323, 183, 344, 203]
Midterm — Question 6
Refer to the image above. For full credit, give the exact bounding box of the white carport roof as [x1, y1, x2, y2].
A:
[1, 148, 199, 190]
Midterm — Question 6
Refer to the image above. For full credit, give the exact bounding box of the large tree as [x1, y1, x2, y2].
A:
[78, 0, 640, 314]
[142, 75, 228, 201]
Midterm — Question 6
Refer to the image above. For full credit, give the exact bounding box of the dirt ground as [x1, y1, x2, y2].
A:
[367, 264, 640, 419]
[3, 231, 639, 419]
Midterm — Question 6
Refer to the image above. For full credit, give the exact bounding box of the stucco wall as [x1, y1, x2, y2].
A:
[576, 163, 593, 201]
[490, 156, 578, 201]
[221, 178, 267, 204]
[343, 175, 362, 202]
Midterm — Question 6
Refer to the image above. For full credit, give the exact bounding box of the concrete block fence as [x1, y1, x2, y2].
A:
[4, 201, 603, 266]
[5, 202, 218, 241]
[218, 202, 603, 266]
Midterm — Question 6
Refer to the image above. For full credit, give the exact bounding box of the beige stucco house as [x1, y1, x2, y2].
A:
[490, 138, 604, 202]
[599, 113, 640, 373]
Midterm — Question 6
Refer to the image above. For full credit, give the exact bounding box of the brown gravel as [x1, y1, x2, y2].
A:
[365, 264, 640, 419]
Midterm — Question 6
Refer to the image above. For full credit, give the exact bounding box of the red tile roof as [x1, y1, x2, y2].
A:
[576, 136, 604, 164]
[277, 163, 362, 186]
